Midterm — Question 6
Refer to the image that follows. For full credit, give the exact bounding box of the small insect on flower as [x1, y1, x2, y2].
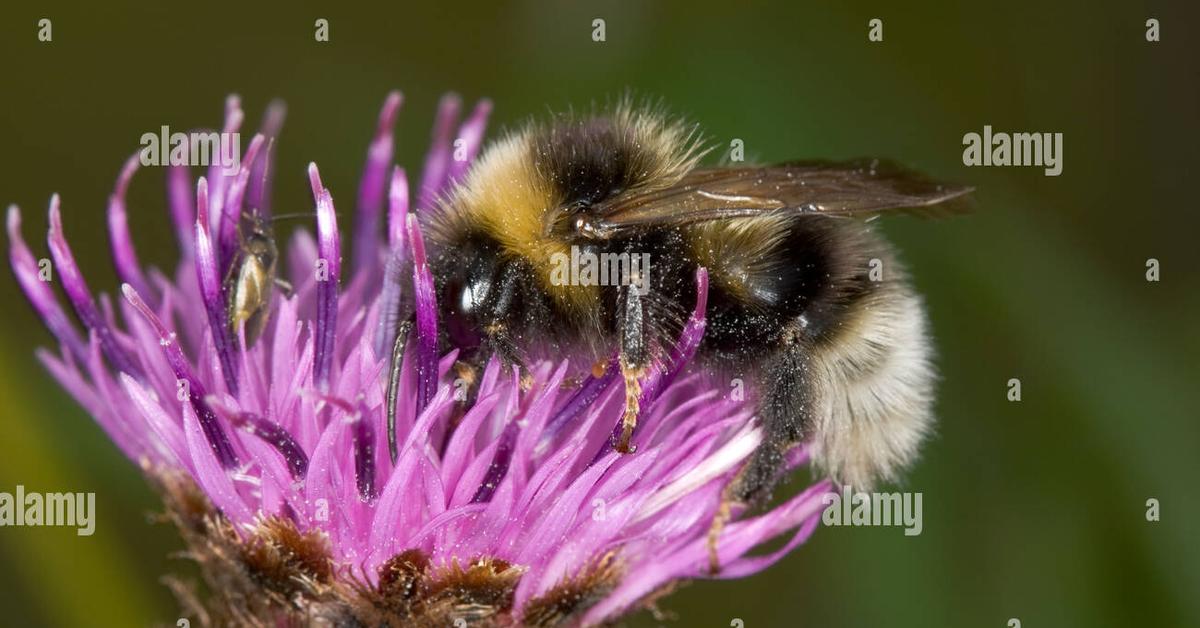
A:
[224, 209, 288, 348]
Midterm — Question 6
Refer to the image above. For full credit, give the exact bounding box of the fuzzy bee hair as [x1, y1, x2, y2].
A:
[806, 251, 935, 490]
[421, 99, 951, 501]
[427, 101, 710, 360]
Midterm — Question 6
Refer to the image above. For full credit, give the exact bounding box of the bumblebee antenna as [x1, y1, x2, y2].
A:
[268, 211, 321, 222]
[252, 211, 343, 224]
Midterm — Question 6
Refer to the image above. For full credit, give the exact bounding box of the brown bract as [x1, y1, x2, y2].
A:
[147, 467, 636, 627]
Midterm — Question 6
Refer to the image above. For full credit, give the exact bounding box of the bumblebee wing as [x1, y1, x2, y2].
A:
[575, 159, 973, 240]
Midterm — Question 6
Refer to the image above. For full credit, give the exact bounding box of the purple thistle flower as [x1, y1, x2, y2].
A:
[7, 92, 833, 626]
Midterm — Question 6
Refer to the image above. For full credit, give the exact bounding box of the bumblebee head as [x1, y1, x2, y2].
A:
[432, 231, 515, 349]
[423, 98, 709, 343]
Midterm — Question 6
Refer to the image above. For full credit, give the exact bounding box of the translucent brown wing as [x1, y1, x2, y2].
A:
[570, 158, 973, 240]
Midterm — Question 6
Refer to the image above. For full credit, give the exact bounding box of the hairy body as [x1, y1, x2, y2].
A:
[416, 100, 965, 513]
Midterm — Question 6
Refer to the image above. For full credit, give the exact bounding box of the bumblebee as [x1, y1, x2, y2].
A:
[401, 101, 969, 531]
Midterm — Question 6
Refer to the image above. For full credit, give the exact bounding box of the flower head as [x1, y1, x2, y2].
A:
[8, 92, 832, 626]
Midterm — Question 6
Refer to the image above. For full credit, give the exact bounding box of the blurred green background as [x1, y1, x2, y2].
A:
[1, 1, 1197, 626]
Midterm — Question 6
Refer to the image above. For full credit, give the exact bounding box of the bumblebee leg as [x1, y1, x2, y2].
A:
[707, 482, 735, 574]
[479, 265, 535, 390]
[434, 360, 483, 455]
[616, 283, 649, 454]
[482, 322, 534, 391]
[739, 325, 814, 501]
[709, 325, 814, 571]
[386, 318, 414, 463]
[452, 360, 480, 404]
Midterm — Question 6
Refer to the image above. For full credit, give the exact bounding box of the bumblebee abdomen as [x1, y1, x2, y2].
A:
[683, 215, 883, 364]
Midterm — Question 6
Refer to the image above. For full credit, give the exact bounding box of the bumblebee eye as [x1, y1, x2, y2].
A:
[460, 278, 490, 316]
[459, 285, 475, 315]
